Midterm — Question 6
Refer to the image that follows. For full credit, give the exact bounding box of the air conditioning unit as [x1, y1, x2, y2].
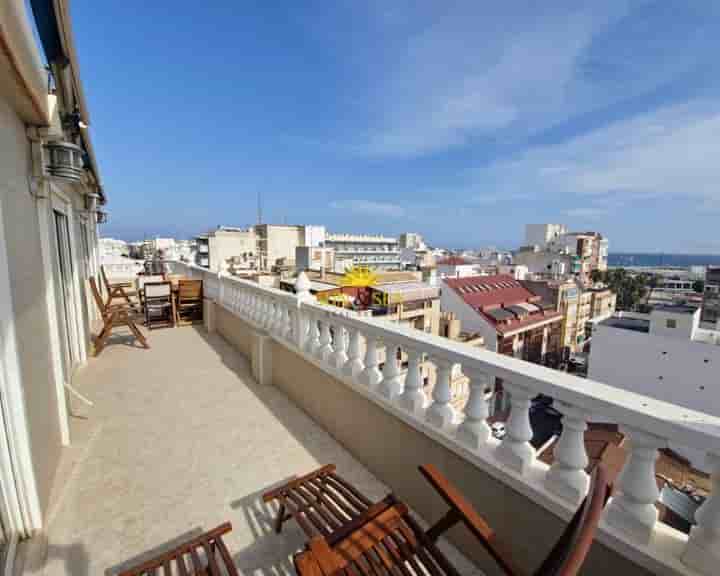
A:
[44, 140, 85, 182]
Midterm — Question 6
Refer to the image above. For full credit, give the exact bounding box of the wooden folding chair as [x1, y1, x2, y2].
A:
[262, 464, 376, 540]
[116, 522, 238, 576]
[144, 281, 175, 330]
[292, 464, 611, 576]
[176, 279, 203, 325]
[101, 264, 139, 309]
[90, 277, 149, 356]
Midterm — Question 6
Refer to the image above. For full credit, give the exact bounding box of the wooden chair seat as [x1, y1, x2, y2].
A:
[262, 464, 376, 539]
[290, 464, 612, 576]
[90, 277, 149, 356]
[116, 522, 238, 576]
[176, 279, 203, 325]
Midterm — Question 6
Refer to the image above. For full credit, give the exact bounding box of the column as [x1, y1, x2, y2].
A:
[360, 335, 382, 388]
[456, 368, 491, 450]
[426, 359, 456, 429]
[682, 453, 720, 576]
[330, 325, 349, 371]
[495, 382, 535, 474]
[378, 343, 402, 400]
[545, 402, 590, 504]
[397, 349, 426, 416]
[305, 312, 320, 356]
[317, 319, 333, 363]
[343, 327, 365, 379]
[604, 426, 664, 544]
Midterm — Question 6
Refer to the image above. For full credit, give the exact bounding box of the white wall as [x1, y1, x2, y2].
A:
[439, 282, 497, 350]
[589, 323, 720, 468]
[649, 308, 699, 341]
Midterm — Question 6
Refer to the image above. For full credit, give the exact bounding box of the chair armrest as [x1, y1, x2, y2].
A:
[419, 464, 524, 576]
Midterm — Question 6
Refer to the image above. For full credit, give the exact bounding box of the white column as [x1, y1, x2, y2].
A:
[305, 312, 320, 356]
[604, 426, 664, 544]
[495, 382, 535, 474]
[360, 335, 382, 388]
[282, 306, 293, 341]
[343, 327, 365, 379]
[456, 368, 491, 450]
[397, 349, 426, 416]
[682, 453, 720, 575]
[294, 272, 313, 349]
[545, 402, 590, 504]
[330, 324, 349, 371]
[317, 319, 333, 363]
[379, 343, 402, 400]
[426, 359, 456, 429]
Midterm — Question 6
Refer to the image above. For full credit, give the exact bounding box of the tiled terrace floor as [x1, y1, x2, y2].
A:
[36, 325, 480, 575]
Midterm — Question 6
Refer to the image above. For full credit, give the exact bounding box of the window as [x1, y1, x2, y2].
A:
[666, 318, 677, 329]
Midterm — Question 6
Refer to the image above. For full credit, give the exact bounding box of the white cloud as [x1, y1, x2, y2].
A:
[330, 199, 405, 218]
[482, 100, 720, 208]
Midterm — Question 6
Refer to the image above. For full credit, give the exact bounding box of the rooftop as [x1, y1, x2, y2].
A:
[37, 327, 475, 575]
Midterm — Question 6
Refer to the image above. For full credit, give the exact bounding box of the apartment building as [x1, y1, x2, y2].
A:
[440, 275, 563, 365]
[399, 232, 426, 250]
[587, 286, 617, 323]
[522, 279, 580, 353]
[195, 226, 257, 272]
[256, 223, 325, 271]
[701, 266, 720, 325]
[324, 233, 401, 270]
[0, 0, 103, 550]
[436, 256, 479, 278]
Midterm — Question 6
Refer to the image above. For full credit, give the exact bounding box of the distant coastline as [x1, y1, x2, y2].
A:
[609, 253, 720, 268]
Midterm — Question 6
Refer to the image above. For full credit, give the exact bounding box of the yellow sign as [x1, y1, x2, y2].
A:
[341, 266, 378, 287]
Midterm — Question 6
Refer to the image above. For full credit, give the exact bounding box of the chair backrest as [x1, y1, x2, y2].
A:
[178, 279, 202, 302]
[534, 464, 612, 576]
[144, 281, 171, 299]
[89, 276, 106, 313]
[137, 274, 165, 290]
[100, 265, 111, 292]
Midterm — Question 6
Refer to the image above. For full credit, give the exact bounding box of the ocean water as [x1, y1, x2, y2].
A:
[609, 253, 720, 268]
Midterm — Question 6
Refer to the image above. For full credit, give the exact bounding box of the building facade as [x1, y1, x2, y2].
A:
[440, 275, 563, 365]
[0, 0, 103, 546]
[324, 233, 401, 270]
[522, 279, 580, 354]
[195, 226, 257, 272]
[701, 266, 720, 325]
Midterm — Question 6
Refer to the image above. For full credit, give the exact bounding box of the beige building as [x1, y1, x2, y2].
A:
[195, 226, 257, 272]
[256, 224, 325, 271]
[522, 279, 581, 353]
[0, 0, 103, 548]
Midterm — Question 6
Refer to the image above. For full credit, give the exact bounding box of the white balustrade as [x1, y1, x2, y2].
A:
[330, 324, 349, 371]
[495, 382, 535, 474]
[379, 343, 403, 400]
[174, 260, 720, 575]
[343, 327, 365, 379]
[456, 368, 491, 449]
[426, 358, 456, 429]
[604, 426, 665, 544]
[682, 452, 720, 575]
[545, 402, 590, 504]
[360, 335, 382, 388]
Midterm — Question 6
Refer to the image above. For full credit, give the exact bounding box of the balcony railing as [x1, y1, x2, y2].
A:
[170, 260, 720, 576]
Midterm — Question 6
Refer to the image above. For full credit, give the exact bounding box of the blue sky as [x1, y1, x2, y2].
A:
[74, 1, 720, 252]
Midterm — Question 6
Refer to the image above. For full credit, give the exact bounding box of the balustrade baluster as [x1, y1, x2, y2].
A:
[495, 382, 535, 473]
[426, 359, 456, 428]
[456, 368, 491, 449]
[317, 318, 333, 363]
[379, 343, 402, 400]
[397, 348, 425, 415]
[545, 402, 590, 504]
[343, 327, 365, 379]
[682, 452, 720, 575]
[360, 335, 382, 388]
[604, 426, 664, 544]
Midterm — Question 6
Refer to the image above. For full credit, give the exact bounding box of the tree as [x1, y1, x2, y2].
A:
[590, 269, 605, 284]
[693, 279, 705, 293]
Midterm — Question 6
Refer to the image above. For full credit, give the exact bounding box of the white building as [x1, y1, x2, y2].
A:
[399, 232, 426, 250]
[99, 237, 128, 260]
[436, 257, 480, 279]
[256, 224, 325, 271]
[324, 233, 401, 270]
[589, 305, 719, 469]
[525, 224, 568, 248]
[196, 226, 257, 272]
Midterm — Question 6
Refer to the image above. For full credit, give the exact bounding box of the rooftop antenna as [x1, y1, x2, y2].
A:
[257, 190, 262, 225]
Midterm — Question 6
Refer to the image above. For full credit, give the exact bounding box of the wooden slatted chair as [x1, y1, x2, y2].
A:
[292, 464, 611, 576]
[144, 281, 175, 330]
[101, 264, 139, 309]
[89, 277, 149, 356]
[116, 522, 239, 576]
[262, 464, 376, 540]
[176, 279, 203, 325]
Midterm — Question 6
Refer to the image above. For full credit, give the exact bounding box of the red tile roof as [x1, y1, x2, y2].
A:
[444, 274, 562, 333]
[437, 256, 472, 265]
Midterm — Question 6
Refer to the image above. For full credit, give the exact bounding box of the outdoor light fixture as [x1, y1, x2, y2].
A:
[44, 140, 85, 182]
[96, 210, 108, 224]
